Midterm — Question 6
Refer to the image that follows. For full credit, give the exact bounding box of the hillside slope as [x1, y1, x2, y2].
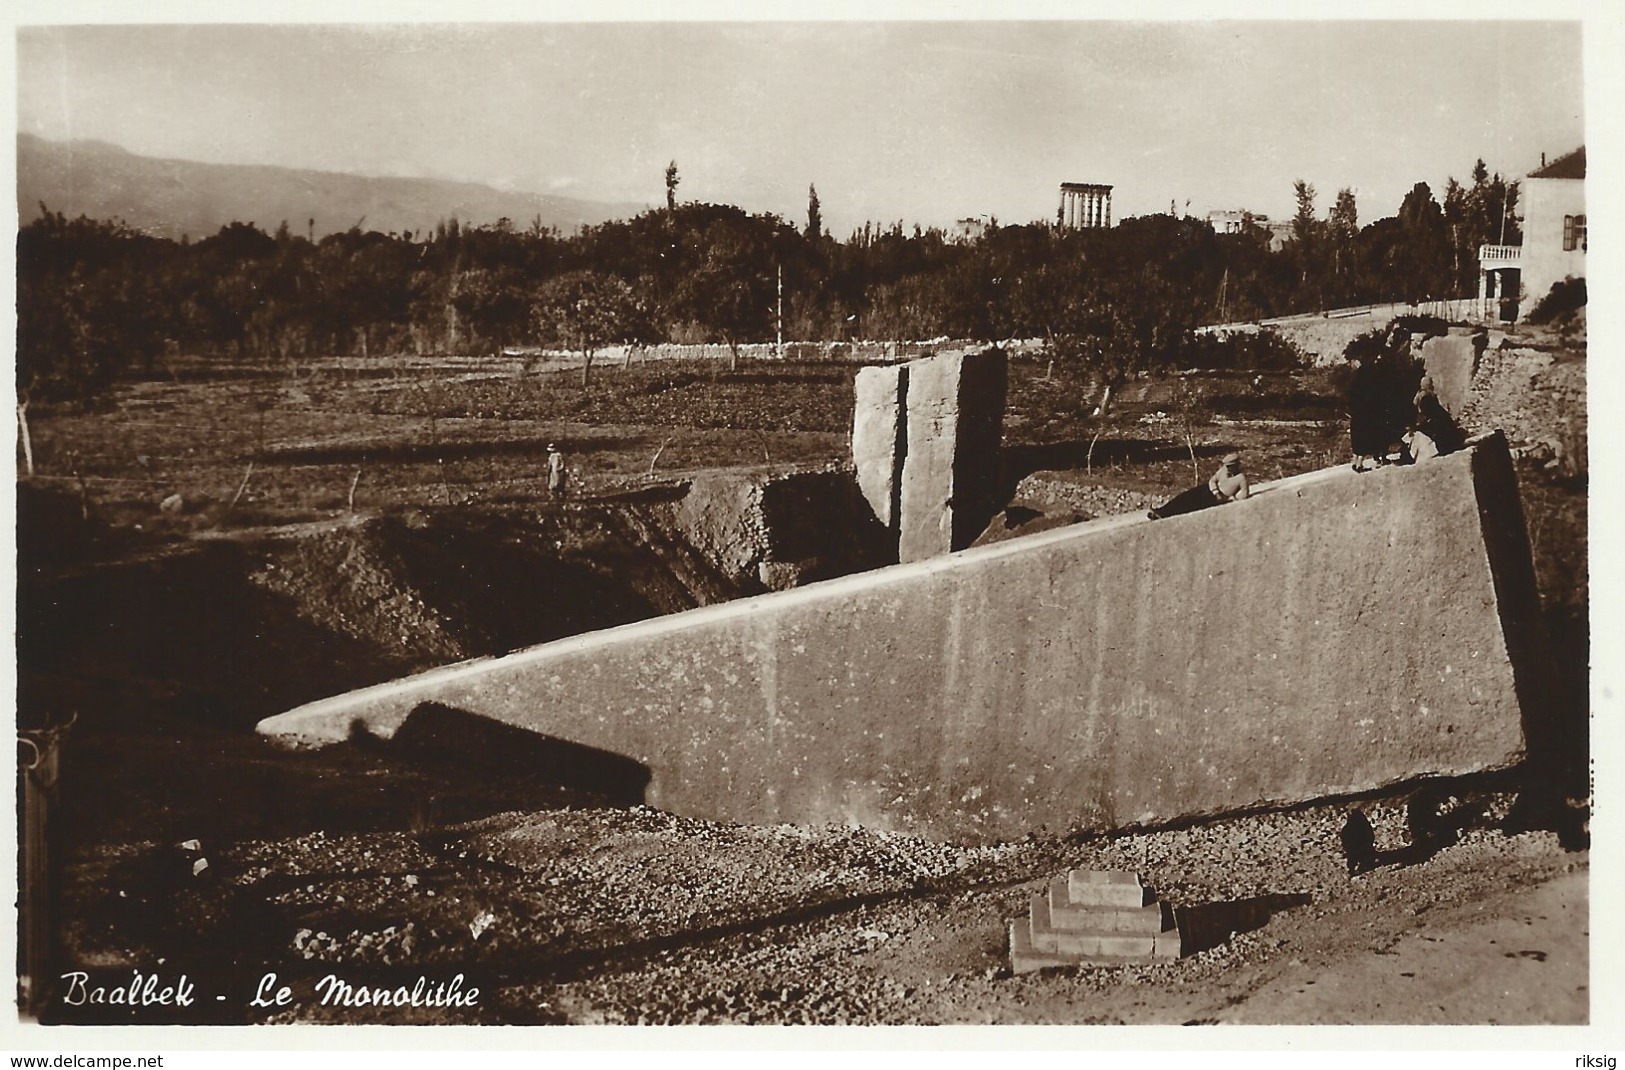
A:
[18, 133, 647, 239]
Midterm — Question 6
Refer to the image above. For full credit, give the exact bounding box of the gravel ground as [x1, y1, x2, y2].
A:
[51, 765, 1586, 1026]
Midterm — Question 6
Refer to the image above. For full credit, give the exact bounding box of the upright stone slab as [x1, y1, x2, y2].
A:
[1421, 331, 1479, 415]
[897, 348, 1007, 563]
[952, 349, 1009, 548]
[851, 364, 907, 530]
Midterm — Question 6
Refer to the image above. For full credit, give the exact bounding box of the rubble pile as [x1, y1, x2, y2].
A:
[1461, 344, 1586, 473]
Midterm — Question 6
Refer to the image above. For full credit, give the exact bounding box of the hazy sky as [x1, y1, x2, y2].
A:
[15, 18, 1588, 236]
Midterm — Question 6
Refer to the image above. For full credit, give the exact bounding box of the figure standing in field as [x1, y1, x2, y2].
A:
[546, 443, 568, 499]
[1346, 354, 1388, 468]
[1346, 328, 1427, 470]
[1147, 452, 1249, 520]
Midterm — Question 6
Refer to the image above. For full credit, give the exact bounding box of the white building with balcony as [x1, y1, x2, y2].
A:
[1477, 146, 1584, 321]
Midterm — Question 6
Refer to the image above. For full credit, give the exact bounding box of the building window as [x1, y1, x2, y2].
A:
[1564, 214, 1587, 252]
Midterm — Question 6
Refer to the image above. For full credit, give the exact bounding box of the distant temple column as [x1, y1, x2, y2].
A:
[1059, 182, 1115, 231]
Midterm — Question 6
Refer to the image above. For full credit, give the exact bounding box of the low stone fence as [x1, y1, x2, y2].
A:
[1197, 300, 1488, 366]
[511, 338, 1048, 366]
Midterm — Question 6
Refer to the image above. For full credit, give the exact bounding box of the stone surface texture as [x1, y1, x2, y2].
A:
[653, 468, 894, 593]
[1421, 330, 1482, 415]
[1460, 345, 1586, 472]
[851, 364, 907, 530]
[664, 472, 767, 580]
[261, 435, 1543, 842]
[897, 348, 1007, 563]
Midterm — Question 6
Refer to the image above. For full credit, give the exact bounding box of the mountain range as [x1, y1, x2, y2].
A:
[17, 133, 649, 241]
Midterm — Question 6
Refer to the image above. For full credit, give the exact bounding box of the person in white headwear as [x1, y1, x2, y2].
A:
[1148, 452, 1250, 520]
[546, 443, 567, 499]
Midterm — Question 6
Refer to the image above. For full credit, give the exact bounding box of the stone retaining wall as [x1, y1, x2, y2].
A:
[521, 338, 1048, 366]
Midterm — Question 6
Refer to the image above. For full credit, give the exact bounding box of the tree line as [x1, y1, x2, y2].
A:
[17, 158, 1520, 403]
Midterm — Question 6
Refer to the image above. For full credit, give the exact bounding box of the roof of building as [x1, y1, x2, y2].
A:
[1529, 146, 1585, 180]
[1060, 181, 1113, 192]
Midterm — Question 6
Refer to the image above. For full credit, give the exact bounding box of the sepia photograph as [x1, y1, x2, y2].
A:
[6, 6, 1609, 1047]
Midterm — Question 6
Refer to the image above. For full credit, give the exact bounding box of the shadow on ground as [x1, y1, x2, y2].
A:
[1177, 893, 1314, 955]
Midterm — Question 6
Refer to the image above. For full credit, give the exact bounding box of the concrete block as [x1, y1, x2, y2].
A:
[1029, 895, 1157, 957]
[852, 364, 907, 529]
[1009, 920, 1076, 975]
[260, 435, 1545, 843]
[1013, 879, 1181, 973]
[1047, 877, 1165, 933]
[1067, 871, 1149, 909]
[1033, 889, 1167, 939]
[897, 353, 959, 562]
[1009, 919, 1167, 974]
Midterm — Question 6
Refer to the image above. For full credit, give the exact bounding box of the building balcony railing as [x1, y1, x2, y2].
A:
[1478, 244, 1522, 265]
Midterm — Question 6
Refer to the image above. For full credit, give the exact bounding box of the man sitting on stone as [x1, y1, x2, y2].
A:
[1404, 428, 1441, 465]
[1412, 391, 1465, 457]
[1147, 452, 1250, 520]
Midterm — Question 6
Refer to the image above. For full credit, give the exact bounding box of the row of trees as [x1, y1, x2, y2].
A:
[1282, 160, 1520, 312]
[18, 158, 1520, 403]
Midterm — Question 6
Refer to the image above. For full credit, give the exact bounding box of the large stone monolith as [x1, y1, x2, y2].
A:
[261, 434, 1546, 843]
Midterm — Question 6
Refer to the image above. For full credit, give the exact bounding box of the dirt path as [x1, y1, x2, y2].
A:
[1217, 871, 1586, 1025]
